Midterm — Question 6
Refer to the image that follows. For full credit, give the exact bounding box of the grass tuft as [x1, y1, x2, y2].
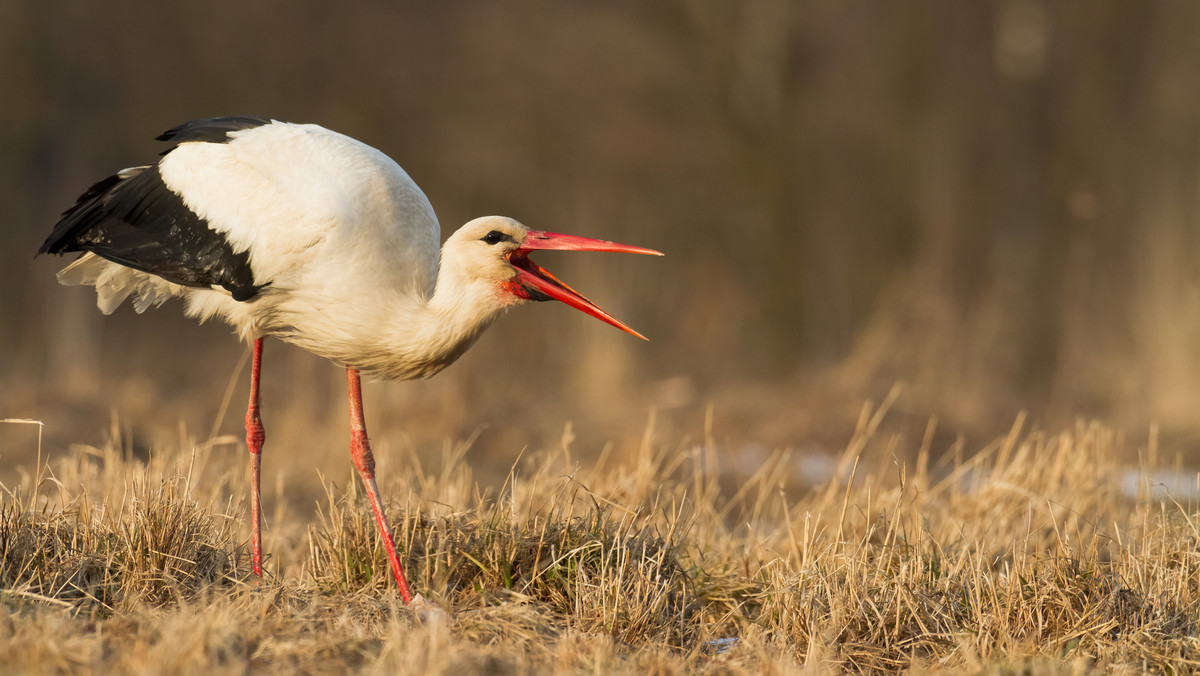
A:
[1, 458, 246, 614]
[308, 469, 697, 646]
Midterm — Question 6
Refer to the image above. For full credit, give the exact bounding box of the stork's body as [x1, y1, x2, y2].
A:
[40, 117, 659, 602]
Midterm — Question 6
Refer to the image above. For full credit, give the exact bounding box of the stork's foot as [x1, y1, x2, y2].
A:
[407, 593, 451, 626]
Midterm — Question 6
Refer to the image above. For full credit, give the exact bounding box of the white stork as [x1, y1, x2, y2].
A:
[40, 116, 660, 603]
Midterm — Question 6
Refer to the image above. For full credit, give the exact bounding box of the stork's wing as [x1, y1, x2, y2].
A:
[39, 117, 277, 301]
[39, 164, 265, 301]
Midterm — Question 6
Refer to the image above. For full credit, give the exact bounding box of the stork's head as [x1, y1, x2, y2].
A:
[443, 216, 661, 339]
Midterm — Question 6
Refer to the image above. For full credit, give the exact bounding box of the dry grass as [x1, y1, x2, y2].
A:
[2, 401, 1199, 674]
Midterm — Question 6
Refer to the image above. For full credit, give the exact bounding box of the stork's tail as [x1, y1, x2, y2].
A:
[58, 252, 181, 314]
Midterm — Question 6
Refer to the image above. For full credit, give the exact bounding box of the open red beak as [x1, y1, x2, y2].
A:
[506, 230, 663, 340]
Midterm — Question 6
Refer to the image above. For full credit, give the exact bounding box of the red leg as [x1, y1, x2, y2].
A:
[347, 368, 414, 603]
[245, 338, 266, 578]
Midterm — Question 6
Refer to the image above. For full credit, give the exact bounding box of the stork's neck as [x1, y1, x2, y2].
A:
[367, 257, 513, 381]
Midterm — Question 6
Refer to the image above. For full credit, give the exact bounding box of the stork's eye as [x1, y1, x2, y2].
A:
[482, 230, 509, 245]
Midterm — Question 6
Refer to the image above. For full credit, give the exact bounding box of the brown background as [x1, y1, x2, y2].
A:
[4, 2, 1200, 490]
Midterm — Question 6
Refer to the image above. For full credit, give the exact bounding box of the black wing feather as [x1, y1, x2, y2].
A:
[155, 115, 273, 148]
[39, 117, 277, 301]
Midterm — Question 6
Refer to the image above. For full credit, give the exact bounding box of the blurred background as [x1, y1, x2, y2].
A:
[4, 1, 1200, 492]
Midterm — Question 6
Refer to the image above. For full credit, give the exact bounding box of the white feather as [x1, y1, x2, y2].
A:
[157, 122, 439, 294]
[58, 253, 182, 315]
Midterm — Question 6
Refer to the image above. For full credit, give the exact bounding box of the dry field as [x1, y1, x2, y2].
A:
[2, 395, 1198, 675]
